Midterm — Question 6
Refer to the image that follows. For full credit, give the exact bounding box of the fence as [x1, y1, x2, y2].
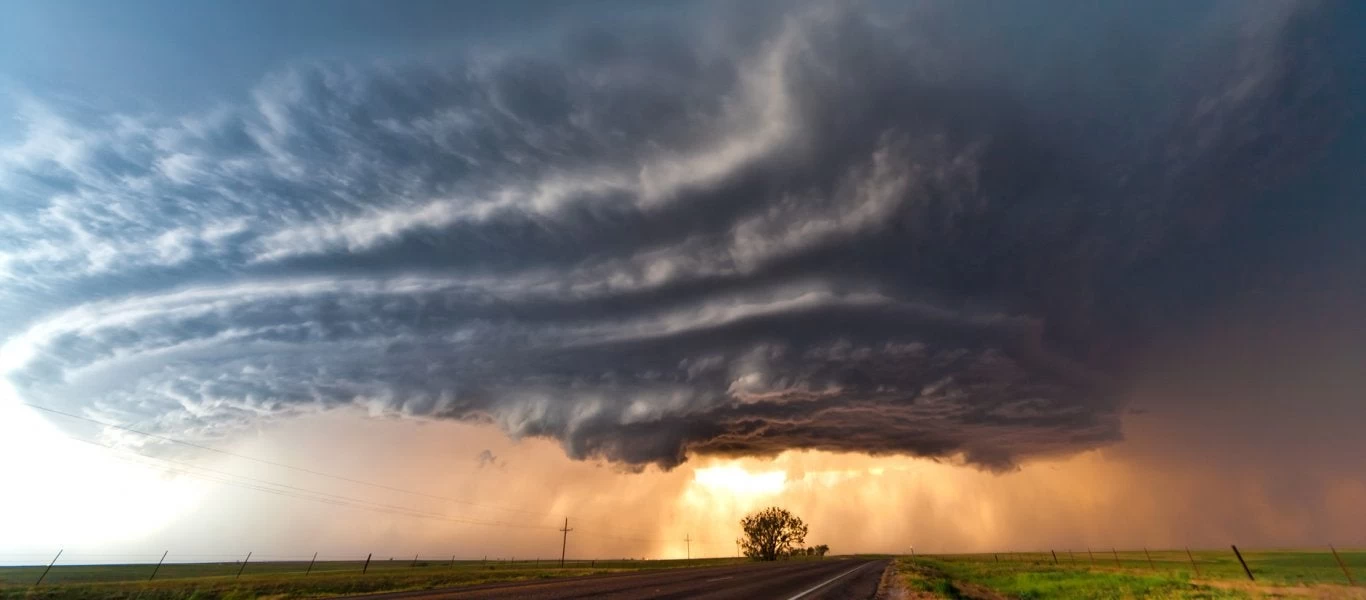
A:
[0, 551, 747, 587]
[910, 545, 1363, 588]
[4, 545, 1363, 589]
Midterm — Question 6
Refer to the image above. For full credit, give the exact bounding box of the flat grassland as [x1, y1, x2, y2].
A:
[0, 557, 745, 600]
[894, 550, 1366, 599]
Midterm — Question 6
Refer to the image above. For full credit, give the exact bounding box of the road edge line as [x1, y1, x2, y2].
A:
[783, 562, 870, 600]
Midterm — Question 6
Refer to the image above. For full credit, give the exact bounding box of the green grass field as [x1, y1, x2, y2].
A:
[0, 557, 745, 599]
[895, 549, 1366, 599]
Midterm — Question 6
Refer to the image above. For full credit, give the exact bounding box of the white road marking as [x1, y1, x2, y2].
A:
[706, 576, 734, 582]
[783, 562, 871, 600]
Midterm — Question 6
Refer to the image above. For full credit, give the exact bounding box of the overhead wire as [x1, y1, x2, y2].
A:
[27, 403, 732, 546]
[65, 435, 556, 531]
[25, 402, 559, 519]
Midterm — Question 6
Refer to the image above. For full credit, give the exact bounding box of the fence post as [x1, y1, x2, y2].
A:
[1231, 545, 1254, 581]
[1331, 545, 1356, 585]
[1069, 550, 1076, 565]
[994, 553, 999, 562]
[411, 554, 418, 568]
[1144, 548, 1155, 570]
[149, 551, 169, 581]
[34, 549, 62, 586]
[450, 555, 455, 568]
[1112, 548, 1121, 568]
[363, 553, 372, 574]
[1185, 547, 1201, 577]
[306, 552, 317, 576]
[235, 552, 252, 579]
[1051, 550, 1058, 565]
[1087, 548, 1095, 566]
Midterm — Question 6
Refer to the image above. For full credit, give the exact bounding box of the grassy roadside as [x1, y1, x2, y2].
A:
[892, 558, 974, 599]
[891, 552, 1366, 599]
[1, 566, 623, 600]
[0, 558, 749, 600]
[894, 557, 1244, 599]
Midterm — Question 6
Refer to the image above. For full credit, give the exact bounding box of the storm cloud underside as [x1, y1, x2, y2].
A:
[2, 1, 1362, 470]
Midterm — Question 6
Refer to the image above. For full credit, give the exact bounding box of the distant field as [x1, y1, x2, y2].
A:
[894, 549, 1366, 599]
[7, 551, 1361, 599]
[0, 557, 746, 599]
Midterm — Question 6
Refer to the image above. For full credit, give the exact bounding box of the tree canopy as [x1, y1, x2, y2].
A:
[738, 506, 808, 561]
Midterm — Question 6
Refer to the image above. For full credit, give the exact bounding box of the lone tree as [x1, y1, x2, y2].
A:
[738, 507, 808, 561]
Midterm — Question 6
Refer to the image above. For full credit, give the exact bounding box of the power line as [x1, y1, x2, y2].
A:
[65, 435, 556, 531]
[25, 402, 557, 519]
[571, 530, 731, 547]
[26, 402, 735, 548]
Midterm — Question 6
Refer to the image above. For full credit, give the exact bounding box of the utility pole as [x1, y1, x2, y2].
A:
[559, 518, 573, 567]
[685, 534, 692, 561]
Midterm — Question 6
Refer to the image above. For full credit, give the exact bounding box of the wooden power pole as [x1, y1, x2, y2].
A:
[559, 518, 573, 567]
[685, 534, 692, 561]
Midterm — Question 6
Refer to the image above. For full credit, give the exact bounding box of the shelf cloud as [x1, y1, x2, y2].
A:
[2, 1, 1361, 471]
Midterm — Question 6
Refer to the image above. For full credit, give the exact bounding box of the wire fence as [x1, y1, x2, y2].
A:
[2, 546, 1362, 589]
[0, 551, 750, 587]
[10, 406, 1361, 590]
[908, 545, 1364, 588]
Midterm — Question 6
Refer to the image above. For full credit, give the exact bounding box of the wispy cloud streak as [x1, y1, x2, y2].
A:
[1, 1, 1359, 470]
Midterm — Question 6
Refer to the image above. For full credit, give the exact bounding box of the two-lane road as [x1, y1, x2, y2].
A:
[341, 558, 887, 599]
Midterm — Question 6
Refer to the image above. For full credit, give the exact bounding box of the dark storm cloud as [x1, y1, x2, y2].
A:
[2, 1, 1361, 470]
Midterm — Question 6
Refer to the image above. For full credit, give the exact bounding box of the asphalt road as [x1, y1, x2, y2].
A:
[340, 558, 888, 600]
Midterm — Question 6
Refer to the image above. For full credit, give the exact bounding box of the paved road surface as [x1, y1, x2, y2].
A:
[340, 558, 887, 600]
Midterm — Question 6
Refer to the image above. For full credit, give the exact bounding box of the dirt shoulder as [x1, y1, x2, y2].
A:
[883, 558, 1006, 600]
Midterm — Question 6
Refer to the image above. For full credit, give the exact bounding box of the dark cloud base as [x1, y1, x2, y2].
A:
[3, 1, 1364, 470]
